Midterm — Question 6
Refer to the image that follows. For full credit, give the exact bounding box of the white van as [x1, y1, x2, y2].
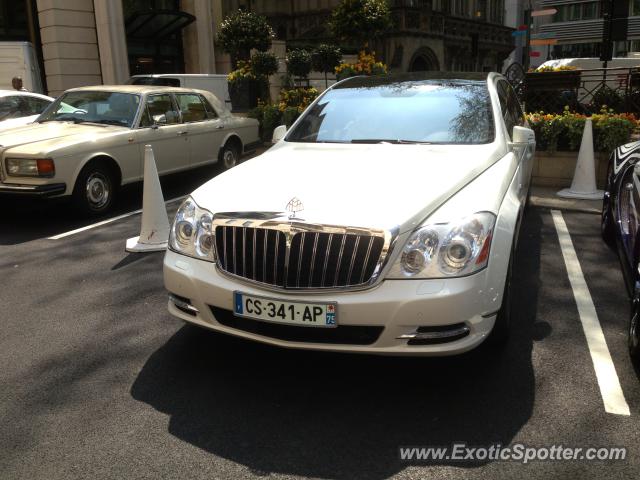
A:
[127, 74, 231, 108]
[0, 42, 43, 93]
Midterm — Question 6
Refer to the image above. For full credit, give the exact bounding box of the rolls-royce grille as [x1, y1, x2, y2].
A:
[215, 226, 385, 289]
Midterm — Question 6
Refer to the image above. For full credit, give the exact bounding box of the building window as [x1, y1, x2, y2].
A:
[123, 0, 193, 75]
[0, 1, 28, 41]
[553, 2, 600, 22]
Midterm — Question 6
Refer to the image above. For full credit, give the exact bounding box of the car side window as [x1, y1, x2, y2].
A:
[504, 82, 525, 129]
[497, 81, 514, 137]
[0, 96, 26, 120]
[144, 94, 180, 125]
[199, 95, 219, 119]
[175, 93, 207, 123]
[24, 97, 52, 114]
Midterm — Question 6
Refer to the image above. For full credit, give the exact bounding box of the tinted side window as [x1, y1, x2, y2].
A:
[505, 83, 525, 128]
[25, 97, 52, 114]
[175, 94, 207, 122]
[497, 81, 513, 136]
[145, 94, 180, 125]
[0, 96, 26, 120]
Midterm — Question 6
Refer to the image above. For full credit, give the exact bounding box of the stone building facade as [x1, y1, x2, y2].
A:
[0, 0, 514, 95]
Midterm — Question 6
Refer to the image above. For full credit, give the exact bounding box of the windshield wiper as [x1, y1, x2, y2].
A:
[350, 139, 432, 145]
[93, 119, 127, 126]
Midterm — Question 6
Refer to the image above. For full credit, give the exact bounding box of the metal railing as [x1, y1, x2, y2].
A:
[523, 67, 640, 114]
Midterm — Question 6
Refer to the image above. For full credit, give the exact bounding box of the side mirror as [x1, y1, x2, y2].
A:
[272, 125, 287, 144]
[512, 125, 535, 144]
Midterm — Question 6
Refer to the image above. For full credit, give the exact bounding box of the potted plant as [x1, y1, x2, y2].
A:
[218, 10, 274, 111]
[311, 44, 342, 88]
[286, 49, 312, 86]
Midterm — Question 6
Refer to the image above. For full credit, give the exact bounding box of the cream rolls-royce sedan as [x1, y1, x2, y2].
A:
[163, 72, 536, 356]
[0, 85, 259, 214]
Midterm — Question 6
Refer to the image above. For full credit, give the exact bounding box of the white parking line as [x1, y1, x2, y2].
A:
[47, 195, 186, 240]
[551, 209, 630, 416]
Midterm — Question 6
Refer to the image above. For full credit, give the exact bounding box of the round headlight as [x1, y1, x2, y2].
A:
[402, 248, 427, 274]
[175, 220, 194, 245]
[444, 237, 472, 268]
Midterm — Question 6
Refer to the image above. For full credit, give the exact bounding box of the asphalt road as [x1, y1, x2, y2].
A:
[1, 168, 639, 479]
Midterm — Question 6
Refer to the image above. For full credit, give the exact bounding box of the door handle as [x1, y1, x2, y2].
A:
[177, 131, 188, 136]
[216, 125, 224, 130]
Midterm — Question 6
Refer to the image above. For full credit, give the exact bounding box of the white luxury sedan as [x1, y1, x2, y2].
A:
[0, 90, 53, 131]
[0, 85, 259, 214]
[163, 72, 536, 356]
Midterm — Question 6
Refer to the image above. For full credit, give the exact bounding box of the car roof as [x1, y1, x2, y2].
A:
[0, 90, 54, 100]
[64, 85, 198, 94]
[333, 72, 492, 89]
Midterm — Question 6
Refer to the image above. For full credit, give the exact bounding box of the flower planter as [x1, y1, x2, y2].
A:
[532, 151, 609, 189]
[228, 79, 269, 112]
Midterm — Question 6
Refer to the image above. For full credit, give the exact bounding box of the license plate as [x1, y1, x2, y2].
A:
[233, 291, 337, 327]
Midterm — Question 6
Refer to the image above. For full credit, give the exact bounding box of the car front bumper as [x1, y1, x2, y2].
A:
[0, 182, 66, 196]
[163, 249, 501, 356]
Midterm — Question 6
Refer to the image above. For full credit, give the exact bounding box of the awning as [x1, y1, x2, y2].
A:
[125, 10, 195, 40]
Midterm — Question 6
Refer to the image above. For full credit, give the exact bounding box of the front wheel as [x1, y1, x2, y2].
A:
[219, 141, 240, 171]
[630, 294, 640, 365]
[72, 163, 116, 215]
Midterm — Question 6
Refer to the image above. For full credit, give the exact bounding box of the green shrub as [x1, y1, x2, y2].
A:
[217, 10, 274, 67]
[251, 51, 279, 78]
[286, 49, 312, 79]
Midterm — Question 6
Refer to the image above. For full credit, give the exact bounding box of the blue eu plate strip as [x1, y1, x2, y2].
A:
[234, 292, 243, 314]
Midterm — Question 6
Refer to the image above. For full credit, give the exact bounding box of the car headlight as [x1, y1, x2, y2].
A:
[387, 212, 495, 279]
[6, 158, 55, 177]
[169, 197, 215, 262]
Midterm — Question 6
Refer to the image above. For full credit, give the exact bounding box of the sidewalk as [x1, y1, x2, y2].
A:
[529, 186, 602, 214]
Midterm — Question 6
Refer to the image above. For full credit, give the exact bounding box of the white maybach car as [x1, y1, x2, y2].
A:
[164, 72, 536, 355]
[0, 85, 259, 214]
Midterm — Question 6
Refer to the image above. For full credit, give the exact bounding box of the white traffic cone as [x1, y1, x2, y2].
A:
[557, 118, 604, 200]
[126, 145, 170, 252]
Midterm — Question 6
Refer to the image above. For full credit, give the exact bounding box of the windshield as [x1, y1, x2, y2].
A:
[38, 91, 141, 127]
[286, 81, 495, 145]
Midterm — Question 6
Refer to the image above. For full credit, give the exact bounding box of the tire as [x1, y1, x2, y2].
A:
[488, 252, 514, 346]
[219, 141, 240, 171]
[630, 294, 640, 366]
[72, 162, 116, 215]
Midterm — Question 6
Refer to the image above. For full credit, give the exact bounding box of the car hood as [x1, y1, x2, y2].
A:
[0, 115, 39, 132]
[0, 122, 121, 156]
[192, 142, 505, 233]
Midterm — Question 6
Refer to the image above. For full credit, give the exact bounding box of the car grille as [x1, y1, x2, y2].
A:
[211, 306, 384, 345]
[214, 225, 386, 289]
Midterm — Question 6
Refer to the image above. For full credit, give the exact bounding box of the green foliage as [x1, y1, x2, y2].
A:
[527, 109, 638, 154]
[335, 64, 357, 81]
[217, 10, 274, 65]
[286, 49, 312, 78]
[282, 107, 300, 128]
[596, 116, 636, 154]
[311, 44, 343, 74]
[248, 103, 282, 142]
[330, 0, 392, 46]
[589, 86, 624, 113]
[251, 51, 279, 78]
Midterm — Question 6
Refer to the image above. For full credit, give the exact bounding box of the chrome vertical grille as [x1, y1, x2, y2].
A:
[214, 225, 387, 289]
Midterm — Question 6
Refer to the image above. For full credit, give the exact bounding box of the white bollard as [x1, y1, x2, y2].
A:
[126, 145, 170, 252]
[557, 118, 604, 200]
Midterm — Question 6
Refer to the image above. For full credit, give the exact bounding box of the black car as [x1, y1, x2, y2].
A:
[602, 141, 640, 364]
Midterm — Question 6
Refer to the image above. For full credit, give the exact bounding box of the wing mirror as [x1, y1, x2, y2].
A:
[512, 126, 535, 144]
[272, 125, 287, 144]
